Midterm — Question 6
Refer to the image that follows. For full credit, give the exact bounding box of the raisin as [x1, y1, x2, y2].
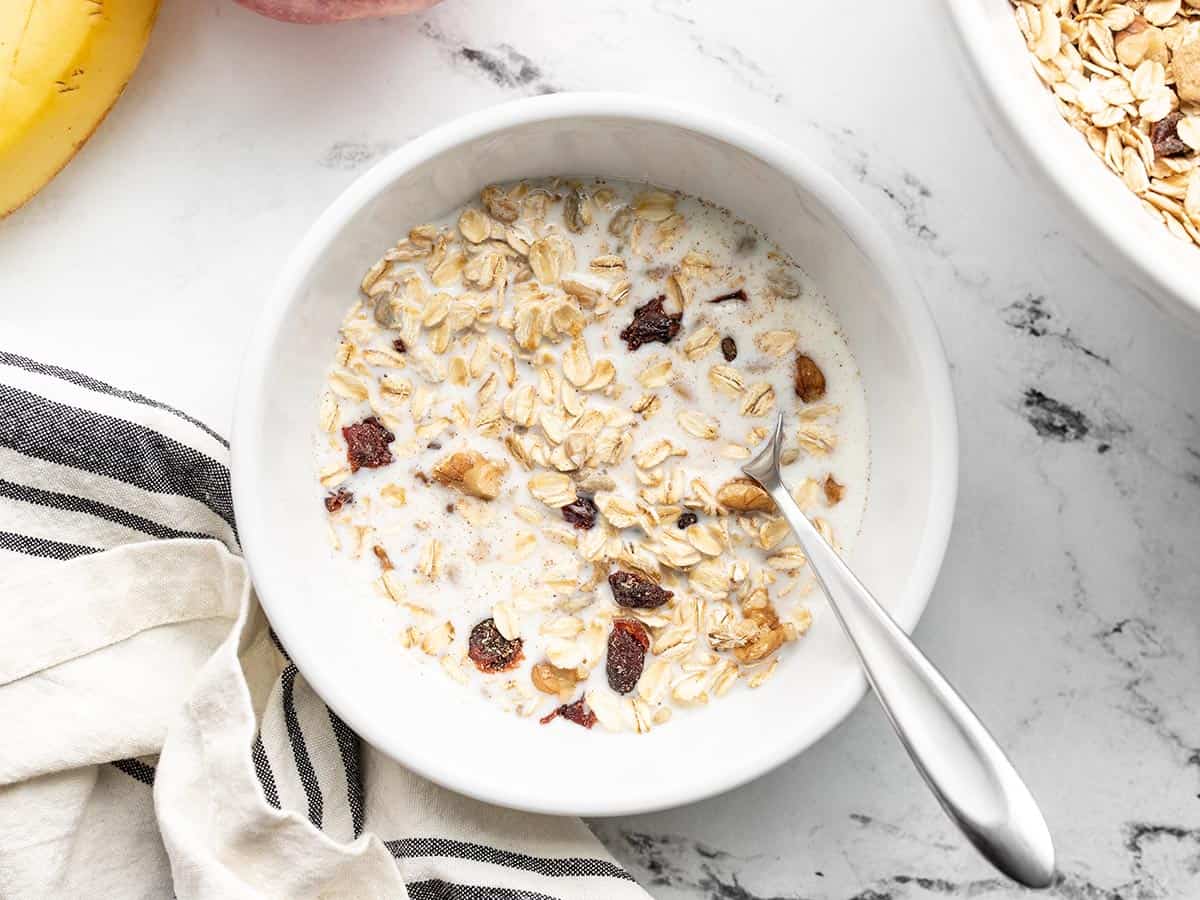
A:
[676, 511, 698, 530]
[606, 618, 650, 694]
[561, 493, 598, 530]
[392, 337, 408, 353]
[721, 336, 738, 361]
[467, 618, 524, 673]
[539, 697, 597, 729]
[794, 354, 827, 403]
[1151, 111, 1191, 158]
[619, 295, 682, 350]
[342, 416, 395, 472]
[324, 488, 354, 513]
[710, 288, 748, 304]
[608, 570, 673, 609]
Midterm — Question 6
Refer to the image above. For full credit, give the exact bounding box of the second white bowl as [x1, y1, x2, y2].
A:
[945, 0, 1200, 327]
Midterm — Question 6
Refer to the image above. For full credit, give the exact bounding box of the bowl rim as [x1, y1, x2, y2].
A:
[943, 0, 1200, 326]
[231, 91, 959, 816]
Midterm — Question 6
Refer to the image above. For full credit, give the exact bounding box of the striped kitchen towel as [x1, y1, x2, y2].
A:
[0, 350, 650, 900]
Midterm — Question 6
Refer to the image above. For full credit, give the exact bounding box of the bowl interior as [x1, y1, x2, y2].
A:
[235, 102, 955, 815]
[947, 0, 1200, 324]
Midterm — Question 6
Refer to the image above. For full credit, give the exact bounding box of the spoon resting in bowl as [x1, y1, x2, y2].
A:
[742, 413, 1055, 888]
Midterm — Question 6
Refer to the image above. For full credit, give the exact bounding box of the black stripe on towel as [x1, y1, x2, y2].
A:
[0, 385, 236, 533]
[0, 530, 98, 560]
[387, 839, 633, 881]
[0, 478, 215, 542]
[252, 733, 282, 809]
[327, 707, 366, 838]
[280, 664, 323, 828]
[406, 882, 559, 900]
[111, 758, 156, 786]
[0, 350, 230, 449]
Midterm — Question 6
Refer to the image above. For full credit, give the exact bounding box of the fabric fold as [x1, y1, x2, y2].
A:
[0, 350, 648, 900]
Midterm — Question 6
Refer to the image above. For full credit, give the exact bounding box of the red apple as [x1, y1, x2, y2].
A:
[236, 0, 443, 24]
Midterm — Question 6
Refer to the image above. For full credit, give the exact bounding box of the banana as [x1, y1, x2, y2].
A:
[1, 0, 159, 218]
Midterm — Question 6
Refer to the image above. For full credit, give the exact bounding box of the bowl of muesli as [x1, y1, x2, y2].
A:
[946, 0, 1200, 326]
[232, 93, 957, 815]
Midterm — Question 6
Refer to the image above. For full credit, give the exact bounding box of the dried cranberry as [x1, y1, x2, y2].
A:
[608, 570, 673, 609]
[561, 493, 598, 530]
[721, 336, 738, 361]
[606, 619, 650, 694]
[1151, 112, 1191, 158]
[392, 337, 408, 353]
[342, 416, 395, 472]
[467, 618, 524, 673]
[619, 295, 682, 350]
[324, 488, 354, 513]
[676, 511, 698, 530]
[710, 288, 748, 303]
[539, 697, 597, 729]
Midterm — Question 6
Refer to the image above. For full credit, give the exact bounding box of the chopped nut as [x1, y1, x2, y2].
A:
[823, 474, 845, 506]
[794, 354, 827, 402]
[531, 661, 579, 695]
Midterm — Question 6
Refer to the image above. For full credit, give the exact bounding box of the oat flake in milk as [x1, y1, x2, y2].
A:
[314, 177, 869, 733]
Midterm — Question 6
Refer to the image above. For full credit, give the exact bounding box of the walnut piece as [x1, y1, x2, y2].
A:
[432, 451, 504, 501]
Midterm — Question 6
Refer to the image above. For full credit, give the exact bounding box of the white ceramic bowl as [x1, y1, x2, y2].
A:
[232, 93, 957, 816]
[945, 0, 1200, 326]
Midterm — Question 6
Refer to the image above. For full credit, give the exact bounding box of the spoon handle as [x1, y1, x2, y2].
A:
[764, 481, 1055, 888]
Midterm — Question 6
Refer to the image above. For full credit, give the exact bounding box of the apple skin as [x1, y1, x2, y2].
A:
[235, 0, 443, 24]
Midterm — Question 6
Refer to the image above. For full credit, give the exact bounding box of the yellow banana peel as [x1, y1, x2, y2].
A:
[1, 0, 159, 218]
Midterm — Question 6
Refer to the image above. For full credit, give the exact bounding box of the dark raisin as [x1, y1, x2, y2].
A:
[539, 697, 597, 729]
[427, 441, 442, 450]
[721, 336, 738, 361]
[561, 493, 599, 530]
[619, 295, 682, 350]
[710, 288, 748, 304]
[467, 618, 524, 673]
[1151, 111, 1191, 158]
[606, 619, 650, 694]
[608, 570, 673, 609]
[324, 488, 354, 513]
[392, 337, 408, 353]
[794, 354, 826, 403]
[676, 511, 698, 530]
[342, 416, 395, 472]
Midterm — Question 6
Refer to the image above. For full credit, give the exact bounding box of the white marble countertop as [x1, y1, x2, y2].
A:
[5, 1, 1199, 897]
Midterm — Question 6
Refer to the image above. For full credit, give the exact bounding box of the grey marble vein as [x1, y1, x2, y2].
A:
[2, 0, 1198, 896]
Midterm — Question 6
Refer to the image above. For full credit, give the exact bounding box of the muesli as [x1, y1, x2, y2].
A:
[1011, 0, 1200, 246]
[314, 178, 869, 733]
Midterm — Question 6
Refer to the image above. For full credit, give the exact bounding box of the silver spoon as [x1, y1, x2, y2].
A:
[743, 413, 1055, 888]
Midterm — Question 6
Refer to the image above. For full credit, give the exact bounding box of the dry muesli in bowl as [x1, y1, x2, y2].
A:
[232, 94, 956, 815]
[946, 0, 1200, 324]
[315, 177, 870, 733]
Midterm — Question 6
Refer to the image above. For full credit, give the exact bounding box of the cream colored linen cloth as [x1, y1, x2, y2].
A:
[0, 351, 649, 900]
